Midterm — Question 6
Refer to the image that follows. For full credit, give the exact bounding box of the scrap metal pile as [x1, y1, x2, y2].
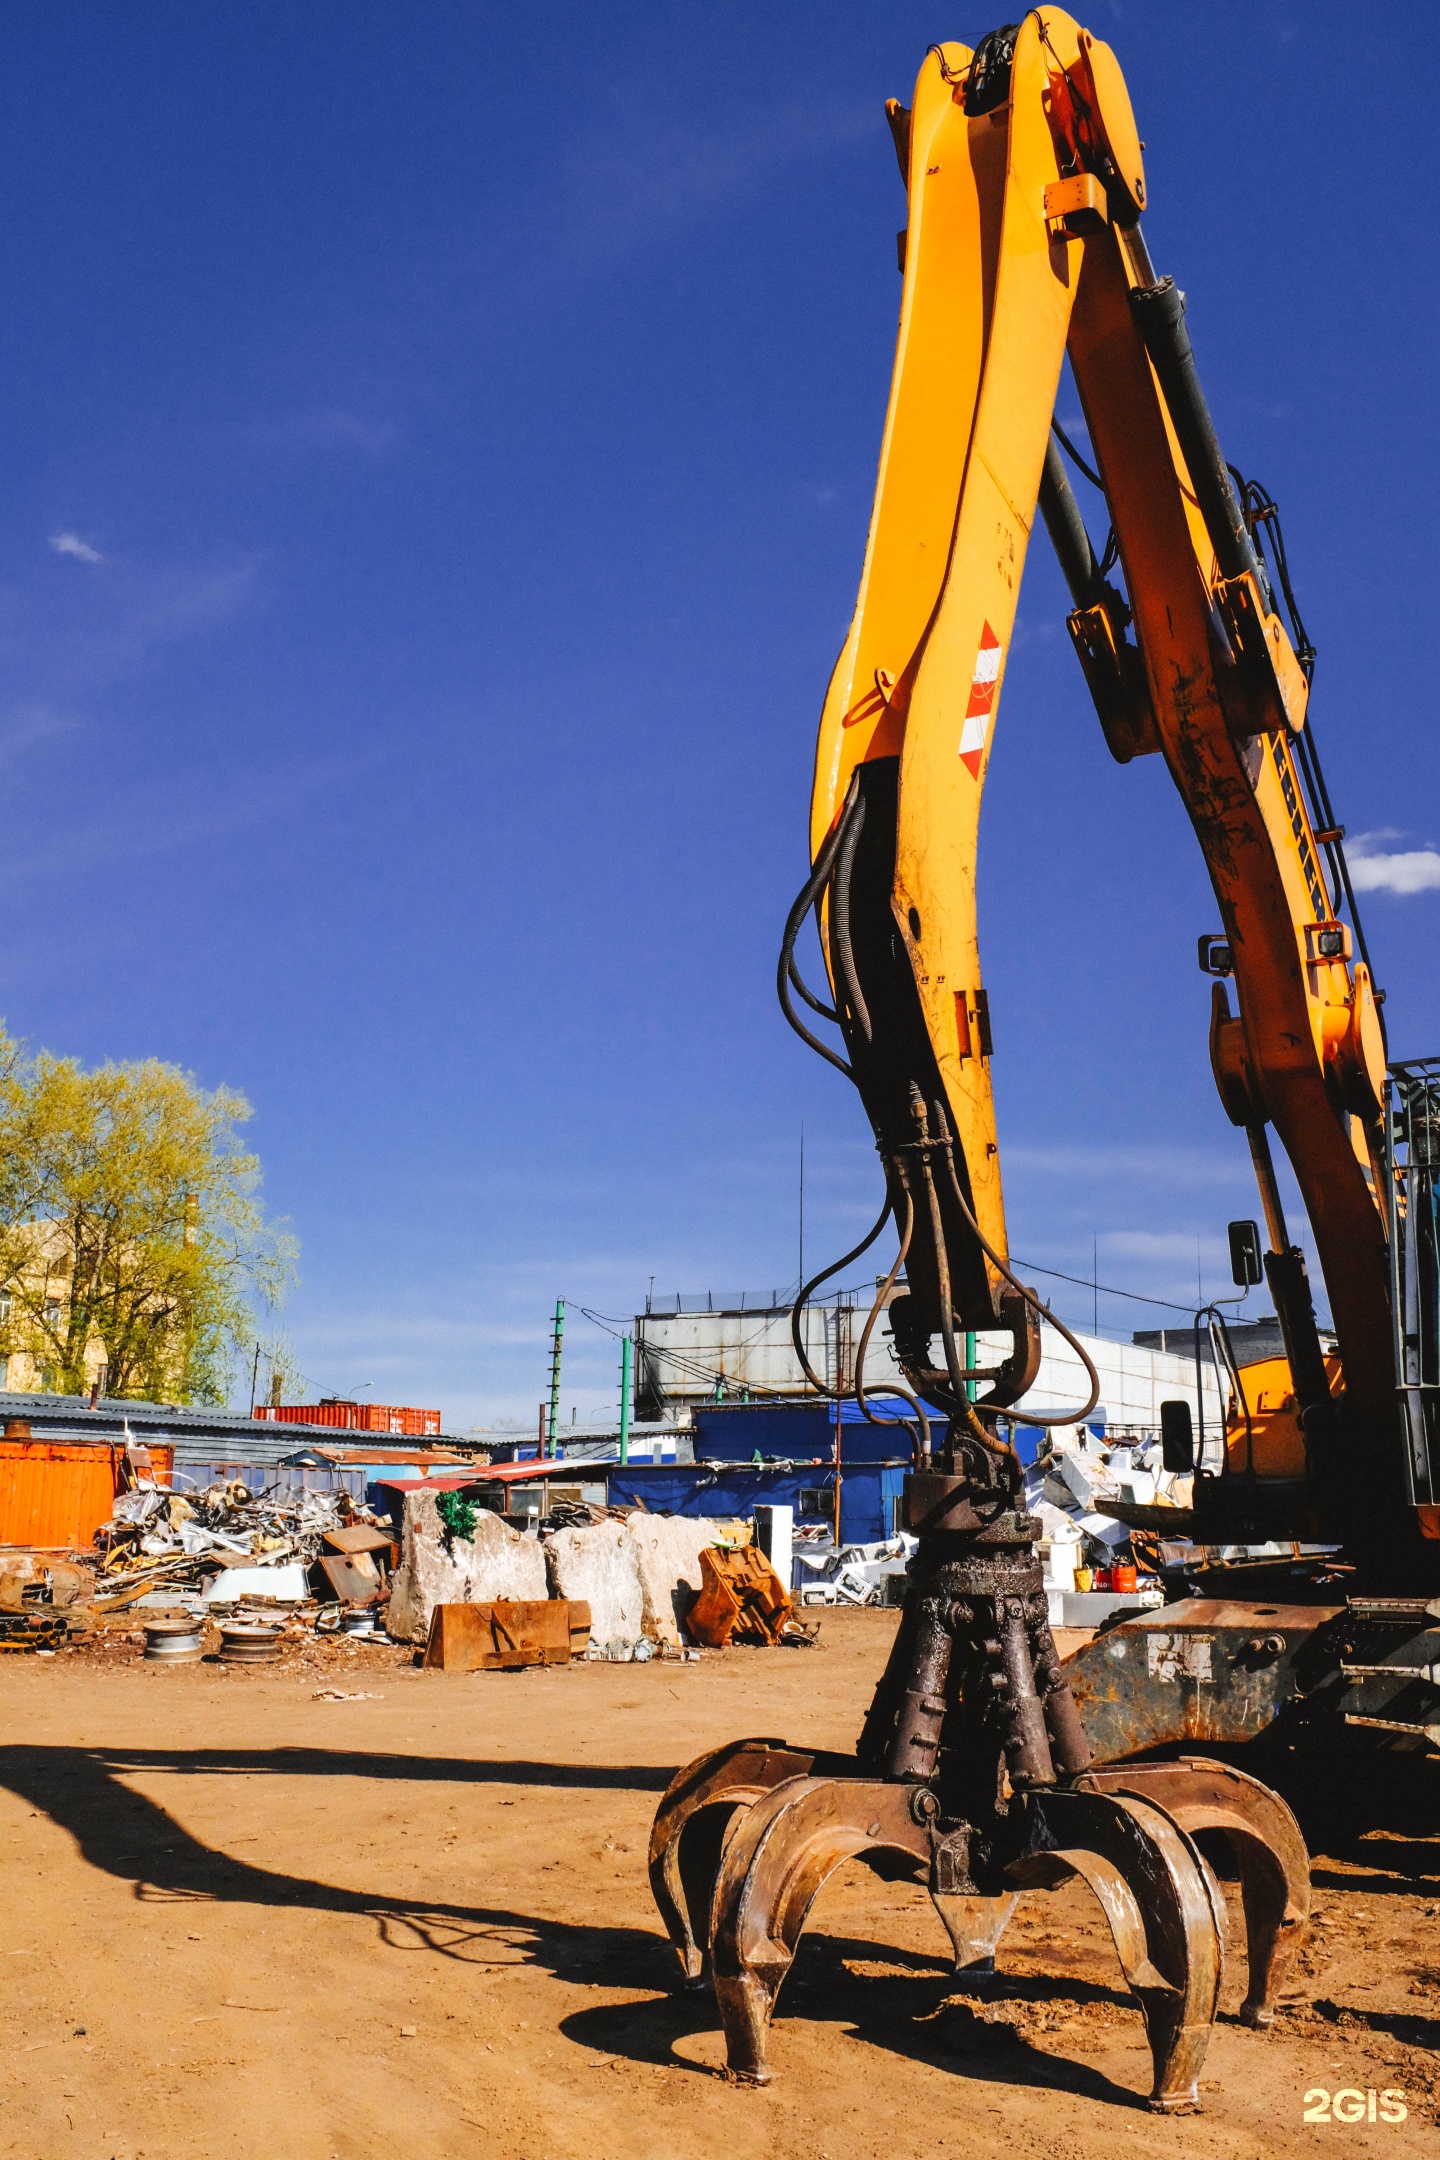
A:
[93, 1479, 396, 1610]
[1022, 1429, 1185, 1601]
[795, 1532, 917, 1607]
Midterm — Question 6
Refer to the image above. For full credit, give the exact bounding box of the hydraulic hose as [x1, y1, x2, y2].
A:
[1129, 276, 1271, 605]
[1038, 436, 1104, 609]
[789, 1190, 894, 1396]
[828, 785, 872, 1043]
[853, 1177, 932, 1467]
[777, 788, 857, 1077]
[932, 1106, 1101, 1430]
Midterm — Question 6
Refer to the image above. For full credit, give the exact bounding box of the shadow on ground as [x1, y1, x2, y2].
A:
[4, 1740, 1158, 2104]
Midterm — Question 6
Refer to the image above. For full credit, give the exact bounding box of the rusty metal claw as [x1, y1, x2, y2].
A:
[647, 1739, 839, 1982]
[703, 1772, 1227, 2109]
[1010, 1785, 1224, 2112]
[1075, 1756, 1310, 2026]
[707, 1776, 930, 2083]
[645, 1480, 1307, 2110]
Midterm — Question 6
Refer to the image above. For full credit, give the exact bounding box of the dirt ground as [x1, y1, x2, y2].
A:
[1, 1607, 1437, 2160]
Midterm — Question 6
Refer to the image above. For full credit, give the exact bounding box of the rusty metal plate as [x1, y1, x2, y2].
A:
[1064, 1597, 1345, 1761]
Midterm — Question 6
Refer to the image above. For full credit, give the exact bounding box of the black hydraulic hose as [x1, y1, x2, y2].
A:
[777, 793, 856, 1078]
[1129, 277, 1271, 605]
[1290, 720, 1382, 1014]
[789, 1190, 894, 1396]
[788, 945, 838, 1022]
[932, 1108, 1101, 1429]
[909, 1093, 969, 1405]
[1038, 436, 1104, 610]
[853, 1178, 932, 1466]
[1049, 419, 1105, 494]
[829, 786, 872, 1043]
[1193, 1303, 1254, 1479]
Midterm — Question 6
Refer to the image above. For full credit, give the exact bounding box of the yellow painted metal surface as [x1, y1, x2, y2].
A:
[806, 13, 1402, 1495]
[1223, 1353, 1343, 1481]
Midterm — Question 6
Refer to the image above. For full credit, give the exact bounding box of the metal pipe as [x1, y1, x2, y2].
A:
[547, 1299, 564, 1459]
[618, 1335, 632, 1465]
[1245, 1124, 1291, 1255]
[833, 1389, 842, 1547]
[885, 1591, 953, 1781]
[997, 1595, 1055, 1789]
[1128, 275, 1268, 597]
[1038, 436, 1103, 609]
[1115, 220, 1157, 290]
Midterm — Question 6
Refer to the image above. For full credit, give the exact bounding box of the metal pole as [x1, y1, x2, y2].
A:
[833, 1388, 842, 1547]
[547, 1300, 564, 1459]
[798, 1124, 805, 1294]
[619, 1335, 632, 1466]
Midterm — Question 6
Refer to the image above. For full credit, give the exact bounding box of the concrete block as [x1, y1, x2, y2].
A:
[624, 1515, 721, 1646]
[545, 1519, 644, 1651]
[386, 1491, 546, 1642]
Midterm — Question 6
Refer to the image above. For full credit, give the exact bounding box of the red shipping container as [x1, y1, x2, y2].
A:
[253, 1401, 441, 1437]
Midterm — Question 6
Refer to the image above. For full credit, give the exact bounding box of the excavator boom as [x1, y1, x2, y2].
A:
[792, 11, 1438, 1569]
[643, 24, 1440, 2096]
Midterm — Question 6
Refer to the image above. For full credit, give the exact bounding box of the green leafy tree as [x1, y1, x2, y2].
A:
[0, 1025, 296, 1404]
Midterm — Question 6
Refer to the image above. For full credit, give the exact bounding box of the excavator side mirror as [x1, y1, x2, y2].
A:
[1228, 1219, 1264, 1288]
[1160, 1399, 1194, 1473]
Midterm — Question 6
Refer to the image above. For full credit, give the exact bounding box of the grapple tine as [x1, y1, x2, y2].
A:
[647, 1739, 826, 1982]
[929, 1889, 1018, 1972]
[709, 1776, 931, 2084]
[1077, 1757, 1310, 2025]
[1012, 1786, 1223, 2112]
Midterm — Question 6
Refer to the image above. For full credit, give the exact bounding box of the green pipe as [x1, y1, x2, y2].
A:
[619, 1335, 633, 1465]
[547, 1299, 564, 1460]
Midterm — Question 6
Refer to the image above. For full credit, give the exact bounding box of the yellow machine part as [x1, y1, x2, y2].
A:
[1224, 1353, 1344, 1481]
[811, 14, 1111, 1300]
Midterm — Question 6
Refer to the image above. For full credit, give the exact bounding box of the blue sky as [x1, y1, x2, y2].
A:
[0, 3, 1435, 1428]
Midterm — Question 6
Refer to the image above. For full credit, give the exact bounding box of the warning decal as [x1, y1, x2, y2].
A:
[958, 622, 1004, 776]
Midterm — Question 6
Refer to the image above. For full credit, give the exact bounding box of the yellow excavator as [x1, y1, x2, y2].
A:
[643, 15, 1437, 2110]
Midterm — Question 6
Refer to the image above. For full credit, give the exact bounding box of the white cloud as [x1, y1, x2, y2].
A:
[1348, 831, 1440, 895]
[49, 531, 103, 565]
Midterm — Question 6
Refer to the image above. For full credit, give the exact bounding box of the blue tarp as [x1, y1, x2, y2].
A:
[602, 1460, 905, 1546]
[693, 1399, 932, 1465]
[692, 1398, 1050, 1470]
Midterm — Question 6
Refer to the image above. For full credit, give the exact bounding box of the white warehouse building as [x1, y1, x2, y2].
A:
[634, 1293, 1223, 1437]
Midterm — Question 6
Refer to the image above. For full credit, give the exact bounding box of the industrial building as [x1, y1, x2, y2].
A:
[633, 1289, 1223, 1436]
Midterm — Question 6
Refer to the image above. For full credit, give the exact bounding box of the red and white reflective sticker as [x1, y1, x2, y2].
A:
[958, 622, 1004, 776]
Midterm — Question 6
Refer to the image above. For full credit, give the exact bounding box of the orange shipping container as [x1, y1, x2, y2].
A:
[0, 1440, 175, 1551]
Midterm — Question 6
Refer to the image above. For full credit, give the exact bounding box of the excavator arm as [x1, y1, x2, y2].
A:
[790, 13, 1437, 1562]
